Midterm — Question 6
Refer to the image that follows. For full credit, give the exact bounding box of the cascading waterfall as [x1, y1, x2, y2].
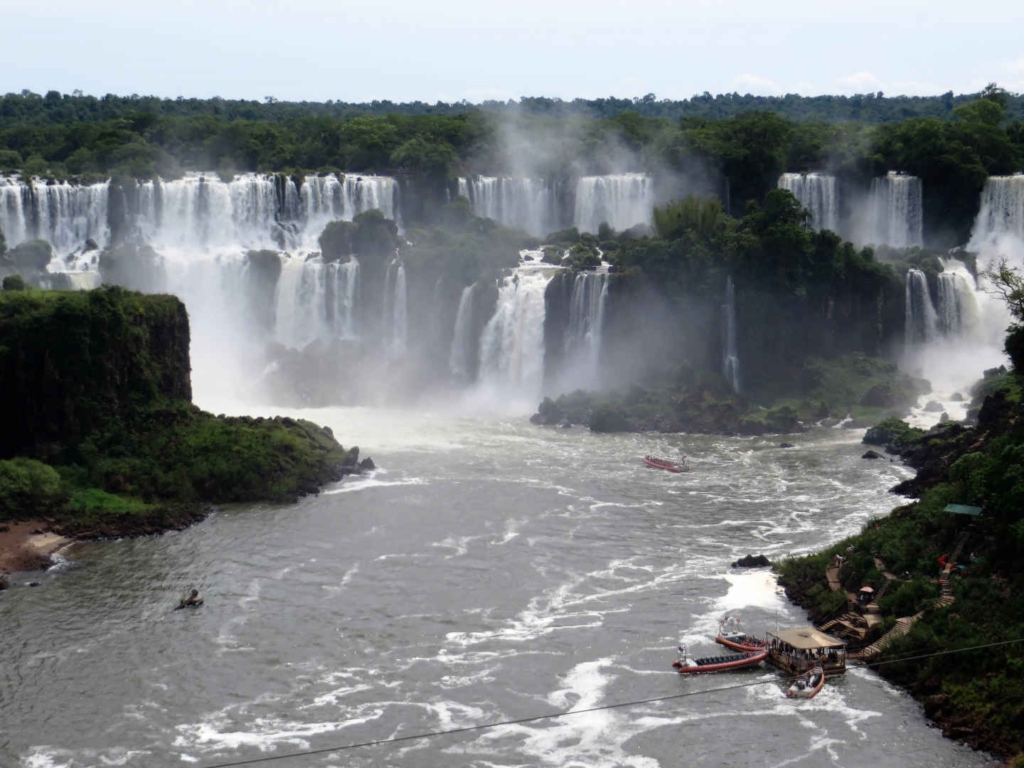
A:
[867, 172, 923, 248]
[573, 174, 654, 234]
[272, 256, 360, 350]
[383, 258, 408, 356]
[722, 276, 740, 393]
[301, 174, 399, 240]
[935, 269, 979, 338]
[0, 177, 110, 255]
[562, 271, 609, 386]
[777, 173, 839, 232]
[905, 269, 938, 345]
[969, 174, 1024, 249]
[457, 177, 555, 236]
[448, 283, 478, 381]
[478, 262, 552, 403]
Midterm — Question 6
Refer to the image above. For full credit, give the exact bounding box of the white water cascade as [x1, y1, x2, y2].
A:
[273, 256, 360, 350]
[448, 283, 478, 381]
[777, 173, 839, 232]
[0, 176, 110, 255]
[722, 276, 740, 393]
[935, 267, 979, 338]
[383, 258, 408, 356]
[969, 174, 1024, 252]
[905, 269, 938, 345]
[302, 174, 399, 239]
[457, 177, 555, 236]
[478, 260, 553, 405]
[573, 174, 654, 234]
[867, 172, 923, 248]
[561, 271, 609, 388]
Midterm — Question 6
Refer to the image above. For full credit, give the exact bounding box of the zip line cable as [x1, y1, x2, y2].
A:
[196, 636, 1024, 768]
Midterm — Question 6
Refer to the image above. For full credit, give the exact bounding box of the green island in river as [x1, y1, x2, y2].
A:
[0, 284, 370, 570]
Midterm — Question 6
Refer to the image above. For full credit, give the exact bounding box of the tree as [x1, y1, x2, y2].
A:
[983, 258, 1024, 321]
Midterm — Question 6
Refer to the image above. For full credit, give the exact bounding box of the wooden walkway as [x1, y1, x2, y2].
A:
[851, 534, 967, 660]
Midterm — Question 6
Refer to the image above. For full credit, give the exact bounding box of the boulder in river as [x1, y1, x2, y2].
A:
[732, 554, 771, 568]
[862, 450, 885, 459]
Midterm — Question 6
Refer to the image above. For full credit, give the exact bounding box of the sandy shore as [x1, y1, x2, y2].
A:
[0, 521, 72, 574]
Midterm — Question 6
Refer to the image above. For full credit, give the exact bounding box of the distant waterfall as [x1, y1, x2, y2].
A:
[936, 261, 980, 338]
[478, 264, 551, 401]
[722, 276, 740, 393]
[0, 177, 110, 255]
[573, 174, 654, 234]
[562, 271, 609, 386]
[301, 174, 398, 237]
[969, 174, 1024, 248]
[905, 269, 938, 345]
[867, 172, 923, 248]
[458, 177, 555, 236]
[449, 283, 478, 380]
[777, 173, 839, 232]
[270, 256, 360, 349]
[383, 259, 408, 355]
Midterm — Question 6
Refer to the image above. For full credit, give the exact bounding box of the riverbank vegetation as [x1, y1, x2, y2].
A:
[776, 290, 1024, 760]
[0, 285, 363, 540]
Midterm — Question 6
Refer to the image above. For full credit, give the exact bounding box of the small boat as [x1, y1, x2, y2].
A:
[672, 644, 768, 674]
[715, 616, 769, 652]
[643, 456, 687, 473]
[786, 665, 825, 698]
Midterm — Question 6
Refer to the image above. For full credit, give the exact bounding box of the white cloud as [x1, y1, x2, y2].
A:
[837, 72, 882, 93]
[733, 74, 781, 95]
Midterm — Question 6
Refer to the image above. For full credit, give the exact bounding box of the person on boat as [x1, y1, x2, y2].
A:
[179, 589, 202, 608]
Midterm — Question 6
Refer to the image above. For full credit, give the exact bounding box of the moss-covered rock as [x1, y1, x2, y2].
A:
[9, 239, 53, 272]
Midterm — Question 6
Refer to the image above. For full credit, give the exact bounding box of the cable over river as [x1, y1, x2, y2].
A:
[0, 407, 997, 767]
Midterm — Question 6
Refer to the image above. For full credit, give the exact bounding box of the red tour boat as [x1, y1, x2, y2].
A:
[714, 616, 769, 652]
[672, 645, 768, 674]
[643, 455, 687, 473]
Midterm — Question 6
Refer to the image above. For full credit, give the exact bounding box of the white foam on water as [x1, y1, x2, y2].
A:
[477, 657, 659, 768]
[431, 534, 485, 559]
[322, 476, 428, 495]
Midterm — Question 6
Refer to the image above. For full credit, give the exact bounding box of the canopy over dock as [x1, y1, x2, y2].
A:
[767, 627, 846, 675]
[943, 504, 982, 517]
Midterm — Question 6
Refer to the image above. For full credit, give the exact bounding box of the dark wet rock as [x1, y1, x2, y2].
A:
[530, 396, 565, 426]
[923, 400, 944, 412]
[779, 443, 795, 448]
[939, 412, 950, 423]
[950, 392, 964, 402]
[83, 238, 99, 252]
[358, 457, 376, 472]
[862, 450, 885, 459]
[732, 554, 771, 568]
[0, 574, 9, 590]
[560, 421, 573, 429]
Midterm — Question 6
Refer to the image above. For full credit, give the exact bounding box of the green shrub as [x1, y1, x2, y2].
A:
[2, 274, 26, 291]
[0, 458, 68, 520]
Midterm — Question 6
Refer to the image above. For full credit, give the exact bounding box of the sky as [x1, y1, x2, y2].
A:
[3, 0, 1024, 102]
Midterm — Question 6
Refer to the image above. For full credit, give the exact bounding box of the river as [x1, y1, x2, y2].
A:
[0, 405, 996, 767]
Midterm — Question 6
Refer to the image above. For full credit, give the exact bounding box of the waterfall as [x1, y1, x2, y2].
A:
[449, 283, 477, 380]
[262, 255, 361, 350]
[935, 261, 980, 339]
[777, 173, 839, 232]
[0, 177, 110, 255]
[722, 276, 740, 393]
[867, 172, 923, 248]
[562, 271, 609, 386]
[969, 174, 1024, 249]
[458, 177, 556, 236]
[478, 263, 552, 402]
[383, 258, 407, 355]
[573, 174, 654, 234]
[301, 174, 398, 240]
[905, 269, 938, 345]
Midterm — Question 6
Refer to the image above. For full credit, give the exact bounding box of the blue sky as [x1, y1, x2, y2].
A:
[4, 0, 1024, 102]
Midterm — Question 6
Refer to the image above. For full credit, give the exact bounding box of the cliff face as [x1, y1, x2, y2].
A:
[0, 286, 191, 459]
